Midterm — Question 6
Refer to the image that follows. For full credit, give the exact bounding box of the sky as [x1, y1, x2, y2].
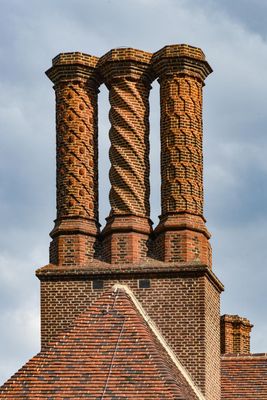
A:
[1, 0, 267, 385]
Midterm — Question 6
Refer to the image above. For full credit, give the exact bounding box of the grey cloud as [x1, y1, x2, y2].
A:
[1, 0, 267, 384]
[214, 0, 267, 39]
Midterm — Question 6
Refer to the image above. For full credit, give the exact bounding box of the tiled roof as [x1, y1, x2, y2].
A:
[0, 285, 201, 399]
[221, 353, 267, 399]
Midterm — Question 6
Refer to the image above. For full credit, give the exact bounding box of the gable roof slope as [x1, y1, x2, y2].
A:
[0, 285, 201, 399]
[221, 353, 267, 399]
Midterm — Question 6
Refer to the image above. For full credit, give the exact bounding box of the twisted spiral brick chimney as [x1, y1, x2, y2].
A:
[46, 53, 100, 265]
[152, 45, 212, 266]
[98, 48, 154, 264]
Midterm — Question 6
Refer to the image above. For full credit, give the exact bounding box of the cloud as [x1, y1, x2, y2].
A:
[1, 0, 267, 384]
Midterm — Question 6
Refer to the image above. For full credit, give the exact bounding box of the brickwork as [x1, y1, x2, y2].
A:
[0, 288, 202, 400]
[46, 53, 100, 264]
[205, 278, 221, 400]
[37, 263, 223, 400]
[220, 314, 253, 354]
[152, 45, 212, 266]
[98, 49, 154, 263]
[159, 75, 203, 216]
[40, 45, 222, 400]
[100, 215, 152, 263]
[153, 214, 212, 266]
[45, 46, 213, 266]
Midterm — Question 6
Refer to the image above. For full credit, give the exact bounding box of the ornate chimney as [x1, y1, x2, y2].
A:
[46, 53, 100, 266]
[152, 45, 212, 266]
[38, 45, 223, 400]
[98, 48, 154, 264]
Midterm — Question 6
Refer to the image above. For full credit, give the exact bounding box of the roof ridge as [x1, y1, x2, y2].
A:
[112, 287, 192, 400]
[222, 353, 267, 360]
[112, 283, 206, 400]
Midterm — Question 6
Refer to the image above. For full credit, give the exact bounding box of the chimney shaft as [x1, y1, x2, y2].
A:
[152, 45, 212, 266]
[46, 53, 100, 265]
[99, 49, 154, 264]
[221, 315, 253, 354]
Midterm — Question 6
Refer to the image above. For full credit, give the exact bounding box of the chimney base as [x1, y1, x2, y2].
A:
[101, 215, 152, 264]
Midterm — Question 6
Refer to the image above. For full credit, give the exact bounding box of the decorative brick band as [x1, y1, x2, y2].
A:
[46, 53, 101, 265]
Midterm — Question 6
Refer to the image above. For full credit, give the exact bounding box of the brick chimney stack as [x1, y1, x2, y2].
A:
[46, 53, 100, 266]
[98, 49, 154, 264]
[39, 45, 223, 400]
[152, 45, 212, 266]
[221, 315, 253, 354]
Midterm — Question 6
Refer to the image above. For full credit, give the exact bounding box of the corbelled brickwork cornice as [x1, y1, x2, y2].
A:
[46, 52, 100, 86]
[98, 48, 154, 85]
[152, 44, 212, 81]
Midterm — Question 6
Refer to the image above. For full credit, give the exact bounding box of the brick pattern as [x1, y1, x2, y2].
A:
[101, 232, 150, 264]
[46, 53, 100, 264]
[49, 233, 97, 266]
[152, 44, 211, 218]
[36, 45, 222, 400]
[38, 265, 222, 400]
[152, 45, 212, 265]
[98, 49, 154, 263]
[99, 49, 153, 218]
[101, 215, 152, 264]
[55, 81, 98, 220]
[108, 79, 150, 216]
[205, 278, 221, 400]
[159, 76, 203, 215]
[221, 315, 253, 355]
[221, 354, 267, 399]
[0, 289, 199, 399]
[46, 47, 213, 266]
[153, 214, 212, 266]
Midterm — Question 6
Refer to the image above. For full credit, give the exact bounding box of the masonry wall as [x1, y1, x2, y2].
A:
[42, 44, 222, 400]
[205, 277, 221, 400]
[38, 266, 222, 399]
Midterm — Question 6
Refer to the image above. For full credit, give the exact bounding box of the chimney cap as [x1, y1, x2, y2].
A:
[221, 314, 254, 328]
[152, 44, 212, 81]
[45, 52, 100, 85]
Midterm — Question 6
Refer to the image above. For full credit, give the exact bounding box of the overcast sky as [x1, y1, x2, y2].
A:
[1, 0, 267, 385]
